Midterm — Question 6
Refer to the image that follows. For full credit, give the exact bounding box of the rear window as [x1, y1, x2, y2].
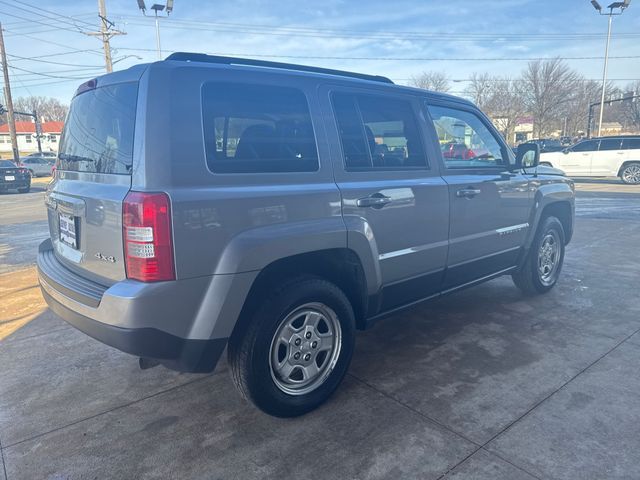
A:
[58, 82, 137, 175]
[622, 138, 640, 150]
[202, 83, 318, 174]
[0, 160, 16, 168]
[599, 138, 622, 150]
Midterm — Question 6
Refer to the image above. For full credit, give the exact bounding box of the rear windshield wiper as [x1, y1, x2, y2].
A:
[59, 153, 94, 163]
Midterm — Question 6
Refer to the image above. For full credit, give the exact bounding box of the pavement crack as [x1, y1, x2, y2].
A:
[0, 436, 8, 480]
[347, 372, 481, 447]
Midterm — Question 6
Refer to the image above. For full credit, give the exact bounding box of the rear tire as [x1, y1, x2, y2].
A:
[620, 162, 640, 185]
[228, 275, 355, 417]
[512, 216, 565, 295]
[17, 186, 30, 193]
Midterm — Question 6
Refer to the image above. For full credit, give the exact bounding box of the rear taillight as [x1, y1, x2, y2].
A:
[123, 191, 175, 282]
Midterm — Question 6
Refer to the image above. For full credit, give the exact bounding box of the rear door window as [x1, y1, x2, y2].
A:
[331, 92, 427, 170]
[598, 138, 622, 150]
[58, 82, 137, 175]
[202, 83, 318, 174]
[572, 140, 598, 152]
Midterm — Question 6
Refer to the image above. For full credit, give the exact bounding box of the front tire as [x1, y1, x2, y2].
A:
[512, 216, 565, 295]
[620, 162, 640, 185]
[228, 275, 355, 417]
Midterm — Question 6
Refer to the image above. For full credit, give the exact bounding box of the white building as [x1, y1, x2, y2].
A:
[0, 121, 63, 156]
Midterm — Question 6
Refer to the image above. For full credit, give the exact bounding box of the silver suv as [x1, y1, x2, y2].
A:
[37, 54, 575, 417]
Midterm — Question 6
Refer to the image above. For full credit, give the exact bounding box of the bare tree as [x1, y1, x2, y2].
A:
[409, 71, 450, 92]
[558, 79, 605, 137]
[465, 72, 493, 110]
[520, 58, 581, 138]
[12, 96, 69, 122]
[487, 78, 527, 144]
[621, 80, 640, 132]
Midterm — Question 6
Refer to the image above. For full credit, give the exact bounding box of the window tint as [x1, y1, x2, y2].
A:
[58, 82, 137, 175]
[332, 92, 426, 170]
[572, 140, 598, 152]
[622, 138, 640, 150]
[428, 105, 506, 168]
[202, 83, 318, 174]
[598, 138, 622, 151]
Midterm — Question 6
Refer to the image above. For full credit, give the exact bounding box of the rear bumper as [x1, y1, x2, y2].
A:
[0, 177, 30, 189]
[41, 286, 227, 372]
[36, 238, 255, 373]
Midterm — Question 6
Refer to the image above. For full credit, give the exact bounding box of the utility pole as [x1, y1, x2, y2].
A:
[34, 111, 42, 154]
[587, 94, 640, 137]
[0, 22, 20, 163]
[86, 0, 126, 72]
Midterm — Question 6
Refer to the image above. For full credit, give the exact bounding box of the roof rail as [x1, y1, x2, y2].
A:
[165, 52, 394, 85]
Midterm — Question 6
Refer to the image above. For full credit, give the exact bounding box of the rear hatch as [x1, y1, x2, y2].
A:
[45, 80, 138, 285]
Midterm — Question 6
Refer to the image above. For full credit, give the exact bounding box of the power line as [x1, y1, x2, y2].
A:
[114, 15, 640, 42]
[0, 9, 86, 34]
[118, 47, 640, 62]
[7, 53, 103, 68]
[2, 0, 97, 29]
[8, 49, 102, 61]
[6, 64, 103, 79]
[0, 10, 94, 27]
[2, 28, 104, 57]
[10, 78, 90, 89]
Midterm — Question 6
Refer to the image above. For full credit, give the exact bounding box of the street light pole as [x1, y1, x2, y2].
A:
[137, 1, 174, 61]
[597, 10, 613, 137]
[590, 0, 631, 137]
[154, 9, 162, 60]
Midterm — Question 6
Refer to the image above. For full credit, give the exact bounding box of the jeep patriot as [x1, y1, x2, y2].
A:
[37, 53, 575, 416]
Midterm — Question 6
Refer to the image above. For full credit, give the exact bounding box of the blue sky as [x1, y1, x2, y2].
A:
[1, 0, 639, 103]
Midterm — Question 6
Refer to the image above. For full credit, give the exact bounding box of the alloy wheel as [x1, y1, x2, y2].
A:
[538, 230, 561, 286]
[269, 302, 342, 396]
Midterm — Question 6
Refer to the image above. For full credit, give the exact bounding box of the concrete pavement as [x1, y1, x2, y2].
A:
[0, 179, 639, 479]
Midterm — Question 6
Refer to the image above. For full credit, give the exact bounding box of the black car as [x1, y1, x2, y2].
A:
[0, 159, 31, 193]
[524, 138, 564, 153]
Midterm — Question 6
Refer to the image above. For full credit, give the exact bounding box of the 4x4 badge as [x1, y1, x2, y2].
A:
[95, 252, 116, 263]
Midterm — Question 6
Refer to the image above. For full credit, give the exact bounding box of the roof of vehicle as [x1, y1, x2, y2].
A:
[589, 135, 640, 139]
[159, 52, 474, 107]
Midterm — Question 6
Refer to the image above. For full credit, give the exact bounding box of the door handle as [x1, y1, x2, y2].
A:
[356, 194, 392, 209]
[456, 188, 481, 198]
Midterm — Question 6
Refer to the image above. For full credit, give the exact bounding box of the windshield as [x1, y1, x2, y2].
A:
[58, 82, 138, 175]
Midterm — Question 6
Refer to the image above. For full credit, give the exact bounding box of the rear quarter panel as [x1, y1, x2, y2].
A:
[137, 62, 346, 279]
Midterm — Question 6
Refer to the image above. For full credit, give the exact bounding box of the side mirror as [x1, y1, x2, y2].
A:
[515, 143, 540, 169]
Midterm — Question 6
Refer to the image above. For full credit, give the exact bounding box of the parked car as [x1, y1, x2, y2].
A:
[524, 138, 564, 153]
[37, 53, 575, 417]
[0, 159, 31, 193]
[26, 151, 57, 158]
[21, 156, 55, 177]
[540, 135, 640, 184]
